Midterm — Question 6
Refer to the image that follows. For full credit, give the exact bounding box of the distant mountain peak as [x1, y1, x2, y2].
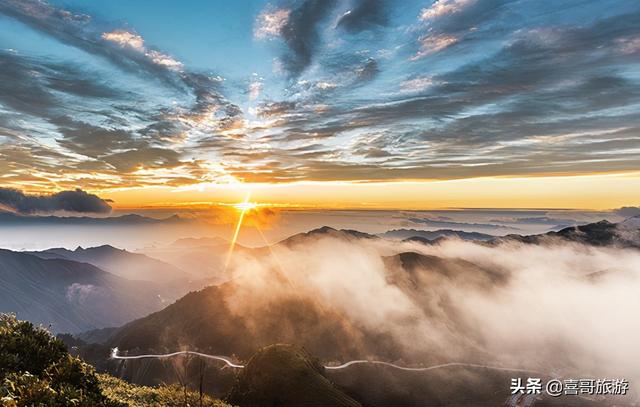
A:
[0, 211, 186, 226]
[382, 228, 494, 242]
[278, 226, 377, 246]
[619, 215, 640, 230]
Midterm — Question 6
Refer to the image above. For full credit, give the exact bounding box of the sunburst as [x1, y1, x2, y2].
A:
[224, 192, 254, 270]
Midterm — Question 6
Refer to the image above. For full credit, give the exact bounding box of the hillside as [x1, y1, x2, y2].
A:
[105, 283, 383, 361]
[69, 222, 640, 406]
[491, 217, 640, 248]
[0, 211, 185, 226]
[227, 344, 361, 407]
[0, 313, 229, 406]
[27, 245, 187, 282]
[277, 226, 378, 247]
[139, 237, 237, 281]
[0, 249, 170, 333]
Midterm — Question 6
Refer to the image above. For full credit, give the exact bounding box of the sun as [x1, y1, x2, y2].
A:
[233, 201, 258, 212]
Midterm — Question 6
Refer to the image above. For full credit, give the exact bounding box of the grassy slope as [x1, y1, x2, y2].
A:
[98, 374, 230, 407]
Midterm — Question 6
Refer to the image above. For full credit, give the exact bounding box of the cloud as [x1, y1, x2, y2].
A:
[0, 188, 112, 214]
[66, 283, 101, 304]
[254, 7, 291, 39]
[420, 0, 476, 21]
[224, 229, 640, 384]
[399, 76, 435, 93]
[256, 0, 338, 76]
[336, 0, 389, 32]
[412, 0, 512, 58]
[248, 76, 263, 101]
[1, 0, 639, 187]
[0, 1, 246, 189]
[102, 29, 183, 70]
[101, 30, 145, 52]
[412, 34, 459, 59]
[408, 217, 518, 232]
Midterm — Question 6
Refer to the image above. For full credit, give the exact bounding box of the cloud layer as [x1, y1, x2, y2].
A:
[0, 188, 112, 214]
[223, 230, 640, 390]
[0, 0, 638, 190]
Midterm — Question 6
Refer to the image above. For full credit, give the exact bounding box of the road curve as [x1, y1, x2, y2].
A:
[111, 348, 543, 374]
[324, 360, 543, 374]
[110, 348, 245, 368]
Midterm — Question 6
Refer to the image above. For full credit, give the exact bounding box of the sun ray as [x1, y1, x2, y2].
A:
[224, 191, 252, 271]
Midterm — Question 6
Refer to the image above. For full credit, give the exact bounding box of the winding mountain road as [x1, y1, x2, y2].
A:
[111, 348, 542, 374]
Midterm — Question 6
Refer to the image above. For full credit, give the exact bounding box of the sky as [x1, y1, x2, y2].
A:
[0, 0, 639, 210]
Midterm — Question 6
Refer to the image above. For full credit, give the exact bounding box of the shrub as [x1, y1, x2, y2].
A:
[0, 314, 121, 406]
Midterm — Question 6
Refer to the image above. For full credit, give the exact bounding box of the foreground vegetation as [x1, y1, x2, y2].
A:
[98, 374, 229, 407]
[0, 314, 229, 406]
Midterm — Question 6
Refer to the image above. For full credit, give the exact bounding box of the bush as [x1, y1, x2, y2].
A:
[0, 314, 121, 406]
[0, 314, 230, 406]
[98, 374, 230, 407]
[0, 314, 67, 379]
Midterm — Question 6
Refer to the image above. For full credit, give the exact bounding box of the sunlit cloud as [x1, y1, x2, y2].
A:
[412, 34, 459, 59]
[102, 29, 183, 71]
[399, 76, 435, 93]
[0, 0, 638, 209]
[254, 7, 290, 39]
[101, 30, 145, 51]
[420, 0, 476, 21]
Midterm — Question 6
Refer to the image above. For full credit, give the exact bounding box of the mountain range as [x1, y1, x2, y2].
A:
[0, 245, 216, 333]
[26, 245, 187, 282]
[0, 211, 185, 226]
[3, 216, 639, 406]
[0, 249, 167, 333]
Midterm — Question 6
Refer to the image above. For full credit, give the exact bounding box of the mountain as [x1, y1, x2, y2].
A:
[0, 211, 185, 226]
[138, 237, 238, 281]
[0, 249, 172, 333]
[381, 228, 494, 241]
[227, 344, 361, 407]
[78, 280, 387, 399]
[492, 217, 640, 248]
[0, 313, 230, 407]
[26, 245, 187, 282]
[72, 224, 633, 406]
[167, 236, 229, 248]
[385, 252, 505, 288]
[104, 282, 380, 361]
[278, 226, 378, 246]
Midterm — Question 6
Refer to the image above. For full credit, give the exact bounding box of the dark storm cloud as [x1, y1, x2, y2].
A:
[0, 188, 112, 214]
[336, 0, 389, 32]
[278, 0, 338, 76]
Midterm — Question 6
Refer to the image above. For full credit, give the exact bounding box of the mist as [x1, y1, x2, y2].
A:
[224, 232, 640, 393]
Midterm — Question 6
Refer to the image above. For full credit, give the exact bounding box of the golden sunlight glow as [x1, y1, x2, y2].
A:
[98, 171, 640, 211]
[233, 201, 258, 212]
[224, 191, 253, 270]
